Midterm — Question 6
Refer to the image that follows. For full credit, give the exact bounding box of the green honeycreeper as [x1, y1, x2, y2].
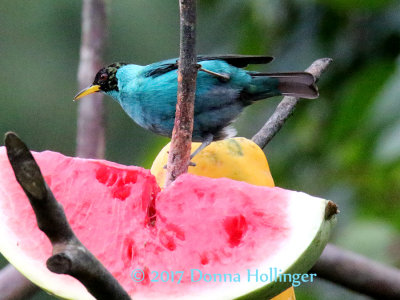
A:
[75, 55, 318, 151]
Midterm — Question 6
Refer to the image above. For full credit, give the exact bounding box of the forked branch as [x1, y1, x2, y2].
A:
[4, 132, 130, 300]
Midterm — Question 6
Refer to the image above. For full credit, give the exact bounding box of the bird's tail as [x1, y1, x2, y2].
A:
[248, 72, 318, 100]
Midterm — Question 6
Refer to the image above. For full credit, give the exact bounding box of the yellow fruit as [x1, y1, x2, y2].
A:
[151, 137, 294, 299]
[271, 287, 296, 300]
[151, 137, 274, 188]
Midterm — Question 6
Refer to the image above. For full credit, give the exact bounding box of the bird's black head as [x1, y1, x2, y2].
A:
[74, 62, 127, 100]
[92, 62, 127, 92]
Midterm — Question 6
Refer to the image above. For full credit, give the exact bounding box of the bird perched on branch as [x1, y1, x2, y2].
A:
[75, 55, 318, 156]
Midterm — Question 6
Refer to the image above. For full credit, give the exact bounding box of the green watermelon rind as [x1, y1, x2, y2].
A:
[1, 192, 335, 300]
[0, 149, 337, 300]
[126, 184, 337, 300]
[235, 201, 336, 299]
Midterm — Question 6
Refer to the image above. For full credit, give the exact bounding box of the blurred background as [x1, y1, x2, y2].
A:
[1, 0, 399, 299]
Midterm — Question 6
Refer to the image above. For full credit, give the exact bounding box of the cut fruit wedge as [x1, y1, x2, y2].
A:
[0, 148, 337, 299]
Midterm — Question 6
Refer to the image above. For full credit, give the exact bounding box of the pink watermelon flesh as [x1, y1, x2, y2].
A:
[0, 148, 328, 299]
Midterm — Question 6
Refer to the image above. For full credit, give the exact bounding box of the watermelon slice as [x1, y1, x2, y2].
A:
[0, 148, 337, 299]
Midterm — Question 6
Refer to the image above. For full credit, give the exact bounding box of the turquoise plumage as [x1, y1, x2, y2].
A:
[75, 55, 318, 142]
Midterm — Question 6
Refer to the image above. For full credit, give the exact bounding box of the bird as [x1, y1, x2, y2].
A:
[74, 55, 318, 156]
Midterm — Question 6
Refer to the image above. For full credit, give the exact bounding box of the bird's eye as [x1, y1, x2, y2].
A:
[99, 73, 108, 82]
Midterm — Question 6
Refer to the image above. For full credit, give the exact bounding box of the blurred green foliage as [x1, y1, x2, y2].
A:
[1, 0, 399, 299]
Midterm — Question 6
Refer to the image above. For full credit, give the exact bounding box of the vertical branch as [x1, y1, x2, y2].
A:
[0, 1, 108, 298]
[76, 0, 107, 158]
[165, 0, 198, 186]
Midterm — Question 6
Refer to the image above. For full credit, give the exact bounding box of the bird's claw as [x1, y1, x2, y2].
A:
[163, 160, 196, 170]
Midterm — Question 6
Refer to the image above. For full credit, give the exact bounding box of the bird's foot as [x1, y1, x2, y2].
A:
[163, 160, 196, 170]
[162, 135, 213, 169]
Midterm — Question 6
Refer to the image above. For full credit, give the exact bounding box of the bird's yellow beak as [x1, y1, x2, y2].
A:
[73, 85, 101, 101]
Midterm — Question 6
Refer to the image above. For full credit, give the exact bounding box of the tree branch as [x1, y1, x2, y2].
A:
[4, 132, 130, 300]
[250, 57, 400, 298]
[1, 2, 397, 297]
[252, 58, 333, 149]
[0, 265, 38, 300]
[165, 0, 198, 186]
[76, 0, 107, 159]
[312, 244, 400, 299]
[0, 1, 109, 298]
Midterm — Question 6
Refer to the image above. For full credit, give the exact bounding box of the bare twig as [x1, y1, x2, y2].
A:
[0, 265, 38, 300]
[76, 0, 107, 159]
[4, 132, 130, 300]
[0, 1, 109, 298]
[252, 58, 333, 149]
[312, 244, 400, 299]
[165, 0, 198, 186]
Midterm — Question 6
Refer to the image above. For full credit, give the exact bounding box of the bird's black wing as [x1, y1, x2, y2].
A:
[144, 61, 179, 78]
[197, 55, 274, 68]
[145, 55, 274, 78]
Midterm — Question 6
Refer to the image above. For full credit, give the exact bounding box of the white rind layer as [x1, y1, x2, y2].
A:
[0, 182, 95, 300]
[0, 182, 335, 300]
[137, 191, 333, 300]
